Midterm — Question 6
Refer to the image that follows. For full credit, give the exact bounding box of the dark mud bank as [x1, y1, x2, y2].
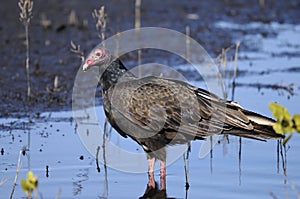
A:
[1, 0, 300, 117]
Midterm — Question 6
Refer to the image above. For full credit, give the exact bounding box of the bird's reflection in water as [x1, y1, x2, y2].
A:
[139, 183, 167, 199]
[139, 172, 177, 199]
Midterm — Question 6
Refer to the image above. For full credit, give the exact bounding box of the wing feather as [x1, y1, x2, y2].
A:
[104, 76, 275, 142]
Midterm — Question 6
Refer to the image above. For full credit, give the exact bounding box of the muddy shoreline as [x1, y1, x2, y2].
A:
[1, 0, 300, 118]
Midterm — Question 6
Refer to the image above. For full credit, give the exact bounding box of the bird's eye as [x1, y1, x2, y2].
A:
[95, 51, 102, 57]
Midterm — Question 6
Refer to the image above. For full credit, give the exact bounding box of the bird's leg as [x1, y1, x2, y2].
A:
[183, 142, 191, 190]
[160, 160, 166, 190]
[147, 156, 156, 188]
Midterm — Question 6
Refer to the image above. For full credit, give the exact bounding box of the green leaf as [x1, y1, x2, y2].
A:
[282, 133, 293, 146]
[269, 102, 285, 120]
[283, 123, 294, 133]
[21, 178, 31, 197]
[269, 102, 293, 134]
[282, 107, 291, 123]
[20, 171, 38, 197]
[293, 114, 300, 132]
[273, 121, 284, 134]
[26, 171, 38, 190]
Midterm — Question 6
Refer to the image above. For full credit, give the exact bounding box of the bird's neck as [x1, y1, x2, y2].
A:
[100, 58, 134, 91]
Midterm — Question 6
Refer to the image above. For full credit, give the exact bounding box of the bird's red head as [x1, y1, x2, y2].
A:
[82, 47, 110, 72]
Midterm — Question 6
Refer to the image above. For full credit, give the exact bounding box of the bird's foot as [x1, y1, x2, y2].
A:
[160, 160, 166, 190]
[147, 171, 156, 188]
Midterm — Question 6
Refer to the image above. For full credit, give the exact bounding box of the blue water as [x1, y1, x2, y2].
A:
[1, 22, 300, 198]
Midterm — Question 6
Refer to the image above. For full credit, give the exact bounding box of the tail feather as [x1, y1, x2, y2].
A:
[225, 109, 284, 140]
[224, 123, 283, 141]
[252, 122, 284, 139]
[242, 109, 275, 126]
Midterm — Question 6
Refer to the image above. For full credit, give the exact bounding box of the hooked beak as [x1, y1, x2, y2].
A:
[82, 63, 89, 72]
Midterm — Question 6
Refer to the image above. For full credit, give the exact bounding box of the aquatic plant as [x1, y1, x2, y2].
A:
[18, 0, 33, 98]
[269, 102, 300, 145]
[20, 171, 38, 198]
[92, 6, 106, 42]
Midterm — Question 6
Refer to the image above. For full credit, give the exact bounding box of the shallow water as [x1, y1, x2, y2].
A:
[1, 22, 300, 198]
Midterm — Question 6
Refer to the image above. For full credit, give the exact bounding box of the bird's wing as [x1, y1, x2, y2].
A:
[107, 76, 255, 141]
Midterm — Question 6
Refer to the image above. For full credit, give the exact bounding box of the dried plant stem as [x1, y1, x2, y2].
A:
[25, 25, 31, 98]
[279, 141, 287, 176]
[70, 40, 84, 62]
[92, 8, 109, 196]
[102, 117, 110, 198]
[93, 6, 106, 42]
[137, 50, 142, 77]
[95, 146, 101, 173]
[183, 143, 190, 190]
[259, 0, 265, 9]
[10, 151, 22, 199]
[55, 188, 62, 199]
[185, 26, 191, 62]
[0, 177, 10, 186]
[231, 41, 240, 101]
[115, 32, 121, 57]
[238, 137, 242, 185]
[135, 0, 142, 77]
[19, 0, 33, 99]
[184, 26, 191, 190]
[135, 0, 141, 29]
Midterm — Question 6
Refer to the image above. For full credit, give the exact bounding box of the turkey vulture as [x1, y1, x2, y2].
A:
[82, 47, 283, 188]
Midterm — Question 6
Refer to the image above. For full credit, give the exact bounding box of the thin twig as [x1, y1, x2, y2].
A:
[135, 0, 142, 77]
[276, 140, 280, 173]
[269, 191, 279, 199]
[183, 147, 189, 190]
[279, 140, 287, 176]
[183, 25, 191, 190]
[19, 0, 33, 99]
[259, 0, 265, 9]
[27, 129, 31, 170]
[231, 41, 240, 101]
[215, 44, 234, 63]
[238, 137, 242, 185]
[10, 150, 22, 199]
[92, 6, 106, 42]
[95, 146, 101, 173]
[135, 0, 141, 29]
[234, 82, 295, 96]
[54, 188, 62, 199]
[0, 177, 10, 186]
[102, 118, 109, 198]
[185, 25, 191, 63]
[210, 136, 213, 175]
[70, 40, 84, 62]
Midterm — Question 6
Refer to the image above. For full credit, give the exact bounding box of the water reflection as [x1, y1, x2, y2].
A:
[0, 109, 295, 198]
[139, 171, 181, 199]
[139, 182, 167, 199]
[73, 168, 89, 196]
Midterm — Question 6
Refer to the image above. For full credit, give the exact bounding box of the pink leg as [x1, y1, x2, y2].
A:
[160, 160, 166, 190]
[147, 157, 156, 188]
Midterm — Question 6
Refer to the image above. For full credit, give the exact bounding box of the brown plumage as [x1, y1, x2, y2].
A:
[83, 47, 283, 188]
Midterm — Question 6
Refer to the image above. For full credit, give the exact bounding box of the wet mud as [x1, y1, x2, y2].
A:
[1, 0, 300, 118]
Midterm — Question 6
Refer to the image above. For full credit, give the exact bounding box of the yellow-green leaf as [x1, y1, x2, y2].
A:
[269, 102, 293, 134]
[20, 171, 38, 196]
[282, 133, 293, 146]
[282, 107, 291, 122]
[26, 171, 38, 190]
[269, 102, 285, 120]
[294, 114, 300, 132]
[283, 122, 294, 133]
[273, 121, 284, 134]
[21, 178, 32, 196]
